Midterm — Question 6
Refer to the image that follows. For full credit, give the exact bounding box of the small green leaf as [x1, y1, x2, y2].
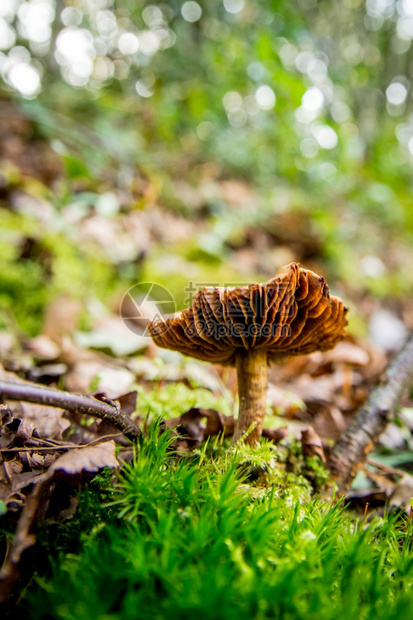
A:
[0, 500, 7, 516]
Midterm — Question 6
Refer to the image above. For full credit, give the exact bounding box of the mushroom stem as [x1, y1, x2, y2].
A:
[231, 348, 268, 446]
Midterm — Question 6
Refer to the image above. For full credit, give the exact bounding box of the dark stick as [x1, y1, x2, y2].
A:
[0, 380, 141, 443]
[328, 331, 413, 492]
[0, 477, 49, 603]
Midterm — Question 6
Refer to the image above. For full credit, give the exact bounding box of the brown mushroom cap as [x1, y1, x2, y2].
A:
[148, 262, 348, 365]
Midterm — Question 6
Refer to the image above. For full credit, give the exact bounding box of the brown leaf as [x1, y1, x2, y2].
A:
[0, 364, 25, 384]
[115, 391, 138, 416]
[262, 427, 289, 444]
[17, 402, 70, 440]
[301, 427, 326, 462]
[13, 418, 36, 444]
[48, 441, 118, 475]
[267, 383, 306, 417]
[220, 179, 256, 207]
[11, 471, 48, 493]
[164, 409, 206, 446]
[164, 408, 235, 450]
[64, 359, 135, 398]
[390, 474, 413, 514]
[1, 448, 60, 507]
[2, 458, 23, 482]
[1, 458, 23, 505]
[0, 331, 14, 358]
[321, 341, 370, 366]
[361, 465, 396, 497]
[28, 363, 68, 383]
[42, 294, 82, 343]
[0, 439, 118, 602]
[18, 451, 57, 471]
[1, 373, 71, 441]
[204, 409, 235, 437]
[288, 374, 338, 404]
[313, 405, 347, 440]
[0, 411, 19, 450]
[28, 335, 60, 361]
[74, 316, 148, 356]
[0, 403, 13, 424]
[346, 489, 389, 513]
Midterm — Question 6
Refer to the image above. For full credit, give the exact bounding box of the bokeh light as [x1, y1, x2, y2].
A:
[1, 0, 413, 179]
[255, 85, 276, 110]
[181, 2, 202, 23]
[6, 59, 41, 97]
[223, 0, 245, 15]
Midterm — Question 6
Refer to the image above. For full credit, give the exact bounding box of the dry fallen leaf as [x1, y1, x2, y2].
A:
[114, 391, 138, 416]
[267, 383, 306, 417]
[313, 405, 347, 440]
[301, 427, 326, 462]
[42, 294, 83, 343]
[390, 474, 413, 514]
[321, 341, 370, 366]
[74, 316, 148, 356]
[16, 402, 70, 440]
[65, 359, 135, 397]
[262, 427, 289, 444]
[164, 408, 235, 452]
[28, 335, 60, 361]
[0, 439, 119, 602]
[48, 441, 118, 475]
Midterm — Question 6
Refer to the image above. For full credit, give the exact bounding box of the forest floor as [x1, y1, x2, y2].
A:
[1, 97, 413, 617]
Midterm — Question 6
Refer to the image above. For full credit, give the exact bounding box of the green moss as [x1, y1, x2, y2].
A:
[137, 382, 233, 419]
[14, 425, 413, 620]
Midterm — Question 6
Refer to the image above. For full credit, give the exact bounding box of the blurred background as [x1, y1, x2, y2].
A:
[1, 0, 413, 480]
[1, 0, 413, 353]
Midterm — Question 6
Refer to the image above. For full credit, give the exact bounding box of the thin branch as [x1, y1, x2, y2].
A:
[0, 434, 124, 453]
[0, 478, 49, 603]
[0, 446, 70, 453]
[328, 331, 413, 492]
[366, 458, 407, 478]
[0, 380, 142, 443]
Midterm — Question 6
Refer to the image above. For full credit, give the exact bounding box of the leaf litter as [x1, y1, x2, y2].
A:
[1, 103, 413, 604]
[0, 253, 411, 606]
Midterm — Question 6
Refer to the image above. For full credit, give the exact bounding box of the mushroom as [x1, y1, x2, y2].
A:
[148, 263, 348, 446]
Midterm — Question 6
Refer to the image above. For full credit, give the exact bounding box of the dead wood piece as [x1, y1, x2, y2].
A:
[328, 331, 413, 492]
[0, 380, 141, 443]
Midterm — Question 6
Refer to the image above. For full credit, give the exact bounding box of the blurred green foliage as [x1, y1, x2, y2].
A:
[137, 382, 233, 418]
[1, 0, 413, 335]
[0, 206, 121, 334]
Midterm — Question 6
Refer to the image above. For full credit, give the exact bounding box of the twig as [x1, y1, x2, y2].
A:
[0, 446, 70, 453]
[0, 380, 141, 443]
[366, 458, 407, 478]
[328, 331, 413, 492]
[362, 502, 369, 525]
[0, 479, 50, 603]
[0, 434, 124, 453]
